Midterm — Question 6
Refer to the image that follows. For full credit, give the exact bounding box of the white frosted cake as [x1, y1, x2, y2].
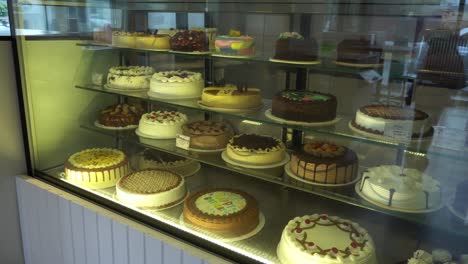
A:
[277, 214, 377, 264]
[226, 134, 286, 165]
[137, 149, 200, 177]
[116, 169, 186, 208]
[65, 148, 130, 189]
[106, 66, 154, 90]
[137, 110, 187, 138]
[149, 70, 204, 97]
[358, 165, 441, 210]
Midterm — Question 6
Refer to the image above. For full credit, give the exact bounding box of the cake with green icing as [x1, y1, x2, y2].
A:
[272, 90, 337, 122]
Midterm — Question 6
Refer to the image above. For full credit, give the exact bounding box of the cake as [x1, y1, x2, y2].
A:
[358, 165, 442, 210]
[97, 103, 144, 128]
[271, 90, 337, 122]
[106, 66, 154, 90]
[214, 30, 255, 57]
[149, 70, 204, 97]
[112, 31, 144, 47]
[137, 110, 187, 138]
[226, 134, 286, 165]
[290, 142, 358, 184]
[93, 25, 112, 44]
[277, 214, 377, 264]
[201, 84, 262, 109]
[336, 38, 382, 65]
[116, 169, 186, 208]
[273, 32, 319, 62]
[65, 148, 130, 189]
[350, 104, 433, 139]
[137, 149, 200, 177]
[135, 31, 171, 50]
[183, 188, 259, 236]
[170, 30, 208, 52]
[181, 120, 234, 150]
[407, 250, 433, 264]
[452, 180, 468, 216]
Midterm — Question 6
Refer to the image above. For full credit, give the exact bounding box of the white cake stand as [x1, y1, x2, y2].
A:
[269, 58, 321, 65]
[135, 128, 177, 140]
[221, 151, 290, 169]
[94, 120, 138, 130]
[197, 101, 263, 114]
[147, 91, 200, 101]
[264, 109, 341, 127]
[284, 162, 361, 187]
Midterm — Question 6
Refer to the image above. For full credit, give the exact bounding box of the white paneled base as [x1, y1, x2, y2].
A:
[16, 176, 232, 264]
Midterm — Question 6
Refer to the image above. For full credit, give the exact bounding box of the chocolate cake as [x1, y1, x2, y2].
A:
[98, 103, 145, 128]
[170, 30, 208, 52]
[273, 32, 318, 61]
[336, 38, 382, 64]
[271, 90, 337, 122]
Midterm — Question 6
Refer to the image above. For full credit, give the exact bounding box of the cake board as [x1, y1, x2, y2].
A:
[113, 190, 190, 211]
[197, 101, 263, 114]
[354, 183, 444, 214]
[284, 162, 361, 187]
[103, 84, 149, 93]
[269, 58, 321, 65]
[135, 128, 178, 140]
[221, 151, 290, 169]
[348, 121, 433, 143]
[265, 109, 341, 127]
[170, 50, 211, 55]
[179, 212, 265, 242]
[211, 53, 257, 59]
[94, 120, 138, 130]
[147, 90, 201, 100]
[332, 61, 383, 68]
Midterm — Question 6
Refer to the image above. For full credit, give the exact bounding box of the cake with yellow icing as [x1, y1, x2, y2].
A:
[226, 134, 286, 165]
[135, 33, 171, 50]
[112, 31, 144, 48]
[65, 148, 130, 189]
[201, 84, 262, 109]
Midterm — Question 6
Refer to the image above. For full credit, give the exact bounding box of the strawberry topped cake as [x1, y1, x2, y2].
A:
[137, 110, 187, 138]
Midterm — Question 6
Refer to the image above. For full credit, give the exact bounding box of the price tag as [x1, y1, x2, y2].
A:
[176, 134, 191, 150]
[383, 123, 412, 143]
[360, 70, 382, 84]
[432, 126, 468, 152]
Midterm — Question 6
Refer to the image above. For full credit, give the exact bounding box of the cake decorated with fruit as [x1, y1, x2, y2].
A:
[170, 30, 208, 52]
[149, 70, 204, 98]
[272, 90, 337, 122]
[214, 29, 255, 57]
[97, 103, 144, 129]
[137, 110, 187, 138]
[116, 169, 187, 208]
[226, 134, 286, 165]
[290, 142, 358, 185]
[350, 104, 433, 139]
[273, 32, 319, 62]
[65, 148, 130, 189]
[106, 66, 154, 90]
[137, 149, 200, 177]
[277, 214, 377, 264]
[183, 188, 259, 236]
[201, 84, 262, 109]
[181, 120, 234, 150]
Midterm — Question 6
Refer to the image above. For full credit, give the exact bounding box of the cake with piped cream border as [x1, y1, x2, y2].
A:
[150, 70, 203, 97]
[137, 110, 187, 138]
[106, 66, 154, 90]
[226, 134, 285, 165]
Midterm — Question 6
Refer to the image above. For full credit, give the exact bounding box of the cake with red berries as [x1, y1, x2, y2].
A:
[170, 30, 208, 52]
[137, 110, 187, 139]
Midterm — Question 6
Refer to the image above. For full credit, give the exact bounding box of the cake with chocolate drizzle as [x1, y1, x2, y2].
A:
[289, 142, 358, 184]
[137, 149, 200, 177]
[226, 134, 285, 165]
[182, 120, 233, 150]
[201, 83, 262, 109]
[97, 103, 145, 128]
[170, 30, 208, 52]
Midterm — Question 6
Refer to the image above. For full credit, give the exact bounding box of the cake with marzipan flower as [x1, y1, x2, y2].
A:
[290, 142, 358, 184]
[272, 91, 337, 122]
[277, 214, 377, 264]
[226, 134, 286, 165]
[182, 120, 234, 150]
[65, 148, 129, 189]
[183, 188, 259, 236]
[116, 169, 186, 208]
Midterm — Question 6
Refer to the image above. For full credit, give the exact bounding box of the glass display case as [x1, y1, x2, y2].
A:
[10, 0, 468, 263]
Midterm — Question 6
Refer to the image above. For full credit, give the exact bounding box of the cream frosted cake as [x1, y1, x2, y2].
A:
[65, 148, 130, 189]
[201, 84, 262, 109]
[150, 70, 204, 97]
[137, 149, 200, 177]
[358, 165, 441, 211]
[116, 169, 186, 208]
[277, 214, 377, 264]
[181, 120, 234, 150]
[226, 134, 285, 165]
[137, 110, 187, 138]
[351, 104, 432, 138]
[107, 66, 154, 90]
[112, 31, 144, 47]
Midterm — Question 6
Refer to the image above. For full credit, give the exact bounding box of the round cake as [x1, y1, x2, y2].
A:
[183, 188, 259, 236]
[106, 66, 154, 90]
[336, 38, 382, 65]
[290, 142, 358, 184]
[214, 30, 255, 56]
[135, 33, 171, 50]
[226, 134, 285, 165]
[97, 103, 144, 128]
[351, 104, 433, 138]
[137, 149, 200, 177]
[358, 165, 441, 210]
[65, 148, 130, 189]
[150, 70, 204, 97]
[112, 31, 143, 48]
[116, 169, 186, 208]
[137, 110, 187, 138]
[182, 120, 234, 150]
[272, 90, 337, 122]
[201, 84, 262, 109]
[170, 30, 208, 52]
[277, 214, 377, 264]
[273, 32, 318, 62]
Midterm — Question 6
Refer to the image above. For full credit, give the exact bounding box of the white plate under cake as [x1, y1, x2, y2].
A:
[149, 70, 204, 98]
[137, 110, 188, 139]
[226, 134, 286, 166]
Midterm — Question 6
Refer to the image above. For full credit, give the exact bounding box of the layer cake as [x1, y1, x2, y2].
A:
[273, 32, 319, 62]
[336, 39, 382, 65]
[215, 30, 255, 56]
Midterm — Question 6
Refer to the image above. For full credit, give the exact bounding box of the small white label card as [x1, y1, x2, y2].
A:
[176, 134, 191, 150]
[360, 70, 382, 84]
[432, 126, 468, 152]
[383, 122, 412, 143]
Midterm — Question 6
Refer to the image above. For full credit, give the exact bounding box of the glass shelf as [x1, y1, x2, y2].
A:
[75, 83, 468, 163]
